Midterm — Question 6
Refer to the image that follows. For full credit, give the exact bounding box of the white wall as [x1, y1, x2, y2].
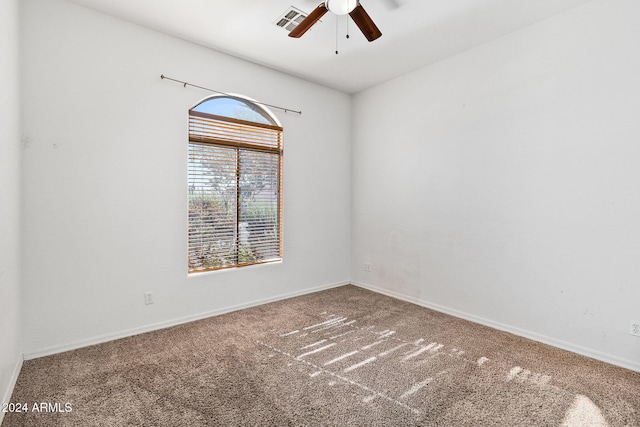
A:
[352, 0, 640, 371]
[19, 0, 639, 373]
[21, 0, 351, 357]
[0, 0, 23, 412]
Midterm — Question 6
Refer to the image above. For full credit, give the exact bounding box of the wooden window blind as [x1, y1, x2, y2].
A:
[188, 108, 283, 273]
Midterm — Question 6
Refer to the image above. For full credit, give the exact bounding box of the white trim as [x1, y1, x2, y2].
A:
[24, 281, 349, 360]
[0, 356, 24, 425]
[352, 281, 640, 374]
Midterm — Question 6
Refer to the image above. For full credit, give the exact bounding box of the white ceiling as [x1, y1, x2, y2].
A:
[66, 0, 592, 94]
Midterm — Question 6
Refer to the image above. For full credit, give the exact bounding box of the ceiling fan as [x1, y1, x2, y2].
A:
[289, 0, 382, 42]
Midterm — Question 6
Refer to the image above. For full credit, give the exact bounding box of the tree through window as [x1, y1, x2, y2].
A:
[188, 95, 283, 272]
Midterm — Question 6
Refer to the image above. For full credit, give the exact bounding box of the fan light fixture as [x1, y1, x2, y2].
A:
[325, 0, 358, 16]
[288, 0, 381, 42]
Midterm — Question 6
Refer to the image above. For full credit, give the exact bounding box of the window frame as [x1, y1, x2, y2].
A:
[187, 95, 283, 274]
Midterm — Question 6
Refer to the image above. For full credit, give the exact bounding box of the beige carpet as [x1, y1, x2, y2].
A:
[3, 285, 639, 426]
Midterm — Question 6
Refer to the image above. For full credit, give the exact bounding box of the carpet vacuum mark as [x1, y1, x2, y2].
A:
[253, 309, 635, 425]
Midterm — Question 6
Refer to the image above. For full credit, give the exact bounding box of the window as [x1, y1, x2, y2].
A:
[188, 95, 283, 273]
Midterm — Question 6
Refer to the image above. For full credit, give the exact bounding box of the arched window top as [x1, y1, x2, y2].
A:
[191, 95, 280, 127]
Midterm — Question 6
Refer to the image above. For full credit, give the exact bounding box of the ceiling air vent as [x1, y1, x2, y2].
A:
[275, 6, 317, 32]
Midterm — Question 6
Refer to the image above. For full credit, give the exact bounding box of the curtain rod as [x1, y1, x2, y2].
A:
[160, 74, 302, 115]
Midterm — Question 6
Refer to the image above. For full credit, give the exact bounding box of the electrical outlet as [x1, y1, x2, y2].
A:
[144, 291, 154, 305]
[631, 321, 640, 337]
[363, 262, 372, 272]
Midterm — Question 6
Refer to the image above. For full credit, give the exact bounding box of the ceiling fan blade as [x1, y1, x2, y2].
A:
[288, 3, 328, 38]
[349, 4, 382, 42]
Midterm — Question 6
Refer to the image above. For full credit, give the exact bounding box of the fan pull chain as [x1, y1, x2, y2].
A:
[335, 16, 339, 54]
[336, 14, 351, 54]
[346, 7, 350, 39]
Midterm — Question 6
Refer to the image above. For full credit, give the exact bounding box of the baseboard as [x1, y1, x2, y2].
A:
[0, 356, 24, 426]
[352, 281, 640, 374]
[23, 281, 349, 361]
